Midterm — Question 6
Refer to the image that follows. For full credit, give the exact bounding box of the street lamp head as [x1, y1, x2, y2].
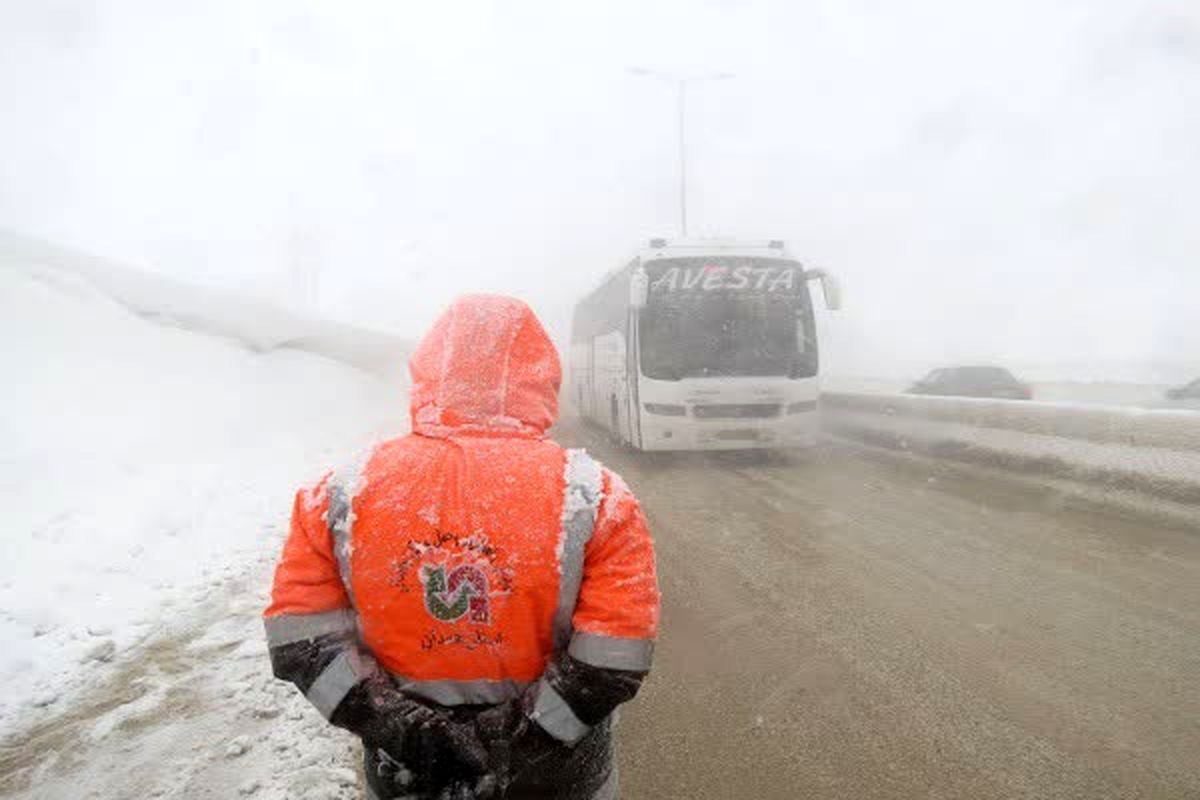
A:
[626, 66, 653, 76]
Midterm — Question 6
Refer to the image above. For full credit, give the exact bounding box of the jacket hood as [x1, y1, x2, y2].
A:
[409, 294, 561, 439]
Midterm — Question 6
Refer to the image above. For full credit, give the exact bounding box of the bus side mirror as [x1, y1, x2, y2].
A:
[806, 269, 841, 310]
[631, 269, 649, 309]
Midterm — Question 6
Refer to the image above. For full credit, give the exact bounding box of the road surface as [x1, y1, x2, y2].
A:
[2, 421, 1198, 799]
[585, 425, 1200, 799]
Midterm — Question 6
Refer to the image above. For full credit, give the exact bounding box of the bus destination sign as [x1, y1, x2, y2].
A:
[649, 263, 799, 294]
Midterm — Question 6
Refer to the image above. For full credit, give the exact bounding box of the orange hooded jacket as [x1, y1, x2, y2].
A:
[264, 294, 659, 747]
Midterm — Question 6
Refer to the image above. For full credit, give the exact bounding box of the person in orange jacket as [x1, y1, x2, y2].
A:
[264, 294, 660, 799]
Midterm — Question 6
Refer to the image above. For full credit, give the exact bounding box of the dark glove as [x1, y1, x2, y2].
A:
[432, 776, 500, 800]
[474, 697, 567, 793]
[334, 676, 490, 796]
[370, 748, 498, 800]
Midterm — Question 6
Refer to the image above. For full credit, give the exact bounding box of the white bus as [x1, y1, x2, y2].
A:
[569, 238, 840, 451]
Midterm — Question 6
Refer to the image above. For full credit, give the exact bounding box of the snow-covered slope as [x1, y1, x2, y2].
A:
[0, 230, 411, 375]
[0, 260, 403, 733]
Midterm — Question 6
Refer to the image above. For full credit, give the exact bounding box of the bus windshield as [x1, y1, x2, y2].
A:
[639, 258, 816, 380]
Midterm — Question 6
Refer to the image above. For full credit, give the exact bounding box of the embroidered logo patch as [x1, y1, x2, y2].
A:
[421, 563, 490, 624]
[389, 531, 511, 635]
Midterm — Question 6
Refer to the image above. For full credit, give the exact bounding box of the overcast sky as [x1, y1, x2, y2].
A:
[2, 0, 1197, 379]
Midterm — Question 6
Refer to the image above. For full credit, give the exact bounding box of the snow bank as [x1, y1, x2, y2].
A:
[0, 261, 403, 732]
[823, 375, 1175, 409]
[822, 392, 1200, 504]
[0, 229, 410, 375]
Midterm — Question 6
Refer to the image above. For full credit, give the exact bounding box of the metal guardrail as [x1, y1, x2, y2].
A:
[821, 392, 1200, 452]
[821, 391, 1200, 507]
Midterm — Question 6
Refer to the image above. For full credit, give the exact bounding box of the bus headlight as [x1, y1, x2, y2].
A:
[644, 403, 686, 416]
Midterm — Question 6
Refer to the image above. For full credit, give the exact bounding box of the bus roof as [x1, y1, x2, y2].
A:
[635, 237, 798, 261]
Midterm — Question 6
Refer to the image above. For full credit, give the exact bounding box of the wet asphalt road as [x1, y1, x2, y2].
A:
[560, 421, 1200, 799]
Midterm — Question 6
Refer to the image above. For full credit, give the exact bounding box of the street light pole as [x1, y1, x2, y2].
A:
[676, 79, 688, 236]
[629, 67, 734, 238]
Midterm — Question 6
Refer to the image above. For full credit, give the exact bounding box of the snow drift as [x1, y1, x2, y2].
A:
[0, 256, 403, 732]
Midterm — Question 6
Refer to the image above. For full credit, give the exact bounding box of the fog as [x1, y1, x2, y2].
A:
[7, 6, 1200, 797]
[2, 0, 1197, 380]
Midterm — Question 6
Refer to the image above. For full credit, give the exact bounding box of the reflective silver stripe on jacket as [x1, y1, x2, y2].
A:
[529, 677, 590, 744]
[292, 451, 377, 720]
[263, 608, 357, 646]
[568, 631, 654, 672]
[327, 481, 355, 606]
[326, 447, 375, 609]
[307, 648, 379, 720]
[553, 449, 603, 651]
[591, 766, 619, 800]
[388, 675, 530, 706]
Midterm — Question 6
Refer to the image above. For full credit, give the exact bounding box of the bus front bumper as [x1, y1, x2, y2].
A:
[637, 409, 821, 451]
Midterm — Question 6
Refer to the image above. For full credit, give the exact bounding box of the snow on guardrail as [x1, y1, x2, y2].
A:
[0, 229, 410, 376]
[821, 391, 1200, 506]
[823, 392, 1200, 451]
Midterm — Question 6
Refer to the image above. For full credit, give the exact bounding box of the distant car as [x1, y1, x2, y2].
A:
[907, 366, 1032, 400]
[1165, 378, 1200, 400]
[1164, 378, 1200, 408]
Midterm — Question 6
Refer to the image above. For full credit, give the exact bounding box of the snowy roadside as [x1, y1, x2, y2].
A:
[2, 553, 344, 797]
[0, 558, 367, 799]
[0, 259, 404, 795]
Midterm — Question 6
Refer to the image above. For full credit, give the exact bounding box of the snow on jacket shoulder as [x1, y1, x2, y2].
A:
[263, 294, 659, 758]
